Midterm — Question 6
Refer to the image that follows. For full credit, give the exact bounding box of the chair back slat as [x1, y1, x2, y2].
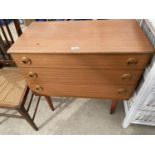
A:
[13, 19, 22, 37]
[0, 24, 11, 48]
[0, 33, 12, 60]
[0, 34, 7, 60]
[3, 19, 14, 44]
[0, 19, 22, 67]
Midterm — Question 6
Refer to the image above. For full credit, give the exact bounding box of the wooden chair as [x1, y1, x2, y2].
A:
[0, 19, 55, 131]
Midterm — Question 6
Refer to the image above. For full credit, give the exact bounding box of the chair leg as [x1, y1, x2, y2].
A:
[17, 107, 38, 131]
[44, 96, 55, 111]
[110, 100, 117, 114]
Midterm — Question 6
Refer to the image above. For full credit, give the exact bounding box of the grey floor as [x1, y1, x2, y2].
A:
[0, 94, 155, 135]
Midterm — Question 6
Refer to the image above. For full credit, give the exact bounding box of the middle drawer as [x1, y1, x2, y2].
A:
[20, 68, 143, 85]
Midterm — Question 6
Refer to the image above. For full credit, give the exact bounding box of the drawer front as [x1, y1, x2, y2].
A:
[12, 53, 151, 69]
[28, 82, 135, 99]
[20, 68, 143, 85]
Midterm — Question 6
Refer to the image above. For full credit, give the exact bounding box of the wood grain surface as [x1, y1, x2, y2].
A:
[19, 68, 143, 85]
[8, 20, 154, 54]
[29, 82, 135, 99]
[12, 53, 151, 69]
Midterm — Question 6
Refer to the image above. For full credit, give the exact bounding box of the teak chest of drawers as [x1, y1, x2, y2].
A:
[8, 20, 154, 100]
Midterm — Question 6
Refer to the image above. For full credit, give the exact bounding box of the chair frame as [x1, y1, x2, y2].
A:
[0, 86, 54, 130]
[0, 19, 55, 130]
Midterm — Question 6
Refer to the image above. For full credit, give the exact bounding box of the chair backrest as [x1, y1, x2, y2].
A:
[0, 19, 22, 68]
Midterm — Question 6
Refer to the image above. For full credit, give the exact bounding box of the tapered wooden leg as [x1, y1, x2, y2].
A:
[17, 107, 38, 131]
[110, 100, 117, 114]
[44, 96, 55, 111]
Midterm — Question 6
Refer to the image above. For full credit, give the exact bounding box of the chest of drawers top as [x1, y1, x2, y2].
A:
[8, 20, 154, 54]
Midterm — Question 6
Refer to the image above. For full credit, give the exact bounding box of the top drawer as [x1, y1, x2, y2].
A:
[12, 53, 151, 69]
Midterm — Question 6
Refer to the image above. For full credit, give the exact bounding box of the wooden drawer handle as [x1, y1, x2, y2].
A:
[35, 85, 43, 92]
[127, 57, 138, 65]
[121, 74, 132, 80]
[21, 57, 31, 64]
[117, 88, 126, 94]
[28, 72, 38, 79]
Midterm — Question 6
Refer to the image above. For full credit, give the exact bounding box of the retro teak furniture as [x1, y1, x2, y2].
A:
[8, 20, 154, 103]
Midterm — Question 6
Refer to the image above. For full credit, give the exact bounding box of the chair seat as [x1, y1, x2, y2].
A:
[0, 67, 27, 108]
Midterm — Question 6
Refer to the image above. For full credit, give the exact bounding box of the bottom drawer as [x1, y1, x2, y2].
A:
[29, 82, 135, 99]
